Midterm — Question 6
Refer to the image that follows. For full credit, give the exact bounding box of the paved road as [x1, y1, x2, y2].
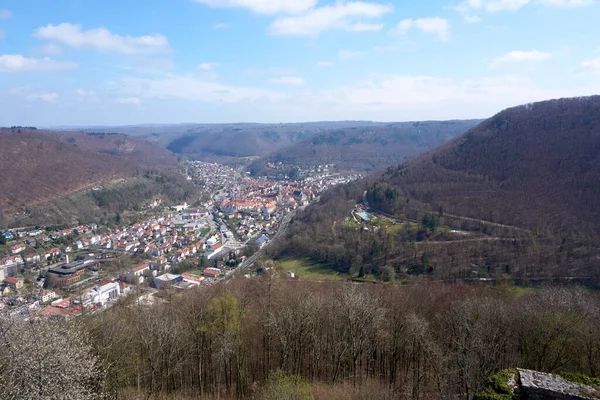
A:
[429, 212, 529, 232]
[364, 190, 528, 233]
[235, 208, 298, 272]
[414, 237, 525, 246]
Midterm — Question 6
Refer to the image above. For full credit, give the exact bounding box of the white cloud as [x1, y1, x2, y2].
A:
[0, 54, 77, 72]
[76, 89, 96, 96]
[269, 76, 305, 85]
[317, 61, 333, 67]
[33, 23, 170, 54]
[490, 50, 551, 68]
[197, 62, 219, 71]
[122, 57, 175, 74]
[6, 72, 600, 125]
[213, 22, 232, 29]
[116, 97, 142, 105]
[464, 15, 482, 22]
[455, 0, 594, 16]
[0, 10, 12, 19]
[537, 0, 595, 6]
[339, 50, 362, 59]
[194, 0, 317, 15]
[269, 1, 394, 36]
[28, 92, 59, 103]
[108, 74, 597, 123]
[34, 43, 63, 56]
[113, 75, 284, 103]
[345, 22, 385, 32]
[393, 18, 450, 41]
[580, 57, 600, 72]
[244, 67, 297, 76]
[6, 87, 60, 103]
[297, 74, 600, 122]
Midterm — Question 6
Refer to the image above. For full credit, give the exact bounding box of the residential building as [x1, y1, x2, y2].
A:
[154, 273, 183, 289]
[10, 243, 26, 254]
[85, 282, 120, 306]
[3, 277, 24, 289]
[203, 268, 221, 278]
[41, 290, 57, 303]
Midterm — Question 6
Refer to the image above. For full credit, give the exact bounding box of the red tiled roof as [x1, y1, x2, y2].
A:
[131, 263, 149, 272]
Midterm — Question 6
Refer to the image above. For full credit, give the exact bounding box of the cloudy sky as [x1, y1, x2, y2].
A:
[1, 0, 599, 126]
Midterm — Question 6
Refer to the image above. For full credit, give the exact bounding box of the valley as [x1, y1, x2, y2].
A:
[4, 2, 600, 399]
[2, 96, 600, 400]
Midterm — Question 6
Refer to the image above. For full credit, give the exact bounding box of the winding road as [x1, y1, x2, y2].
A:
[235, 208, 298, 272]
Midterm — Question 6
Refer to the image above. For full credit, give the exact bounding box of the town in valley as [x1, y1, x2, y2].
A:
[0, 161, 361, 318]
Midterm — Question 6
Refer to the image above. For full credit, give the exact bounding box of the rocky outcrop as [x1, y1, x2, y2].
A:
[516, 369, 600, 400]
[476, 369, 600, 400]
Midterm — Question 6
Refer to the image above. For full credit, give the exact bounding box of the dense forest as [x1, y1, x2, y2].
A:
[1, 171, 202, 229]
[163, 122, 388, 164]
[367, 96, 600, 236]
[80, 121, 390, 165]
[249, 120, 480, 176]
[0, 128, 195, 228]
[271, 96, 600, 284]
[3, 279, 600, 399]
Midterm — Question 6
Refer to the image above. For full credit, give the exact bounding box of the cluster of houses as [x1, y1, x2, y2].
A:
[24, 257, 232, 318]
[184, 161, 240, 194]
[38, 280, 131, 318]
[0, 161, 363, 319]
[0, 247, 61, 281]
[37, 261, 232, 317]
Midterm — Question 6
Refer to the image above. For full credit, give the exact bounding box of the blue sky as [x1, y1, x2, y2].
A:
[0, 0, 599, 126]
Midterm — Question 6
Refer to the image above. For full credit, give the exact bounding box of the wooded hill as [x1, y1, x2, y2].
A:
[80, 121, 390, 165]
[249, 120, 481, 175]
[0, 128, 193, 228]
[274, 96, 600, 283]
[76, 120, 479, 171]
[369, 96, 600, 236]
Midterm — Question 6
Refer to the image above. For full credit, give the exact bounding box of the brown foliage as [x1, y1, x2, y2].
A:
[249, 120, 480, 175]
[85, 279, 600, 399]
[0, 128, 182, 226]
[372, 96, 600, 236]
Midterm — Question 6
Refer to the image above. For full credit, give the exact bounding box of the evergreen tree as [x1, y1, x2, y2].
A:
[358, 265, 365, 278]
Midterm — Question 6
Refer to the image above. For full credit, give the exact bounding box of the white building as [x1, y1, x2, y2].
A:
[85, 282, 120, 307]
[41, 290, 57, 303]
[172, 202, 189, 212]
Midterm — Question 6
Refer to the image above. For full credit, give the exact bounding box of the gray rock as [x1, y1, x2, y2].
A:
[517, 369, 600, 400]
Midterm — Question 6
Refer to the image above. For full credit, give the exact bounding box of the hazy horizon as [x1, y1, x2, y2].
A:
[1, 0, 600, 126]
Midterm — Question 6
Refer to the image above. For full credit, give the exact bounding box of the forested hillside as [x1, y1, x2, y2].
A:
[7, 279, 600, 399]
[0, 128, 192, 228]
[249, 120, 481, 175]
[78, 120, 478, 169]
[0, 129, 131, 211]
[368, 96, 600, 235]
[163, 122, 390, 164]
[274, 96, 600, 283]
[77, 121, 385, 164]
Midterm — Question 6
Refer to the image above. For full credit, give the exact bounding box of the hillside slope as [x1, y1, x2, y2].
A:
[0, 128, 183, 226]
[74, 121, 391, 164]
[274, 96, 600, 283]
[249, 120, 481, 175]
[163, 122, 389, 163]
[0, 129, 128, 209]
[369, 96, 600, 235]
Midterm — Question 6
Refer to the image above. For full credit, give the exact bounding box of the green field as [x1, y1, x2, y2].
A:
[276, 257, 347, 281]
